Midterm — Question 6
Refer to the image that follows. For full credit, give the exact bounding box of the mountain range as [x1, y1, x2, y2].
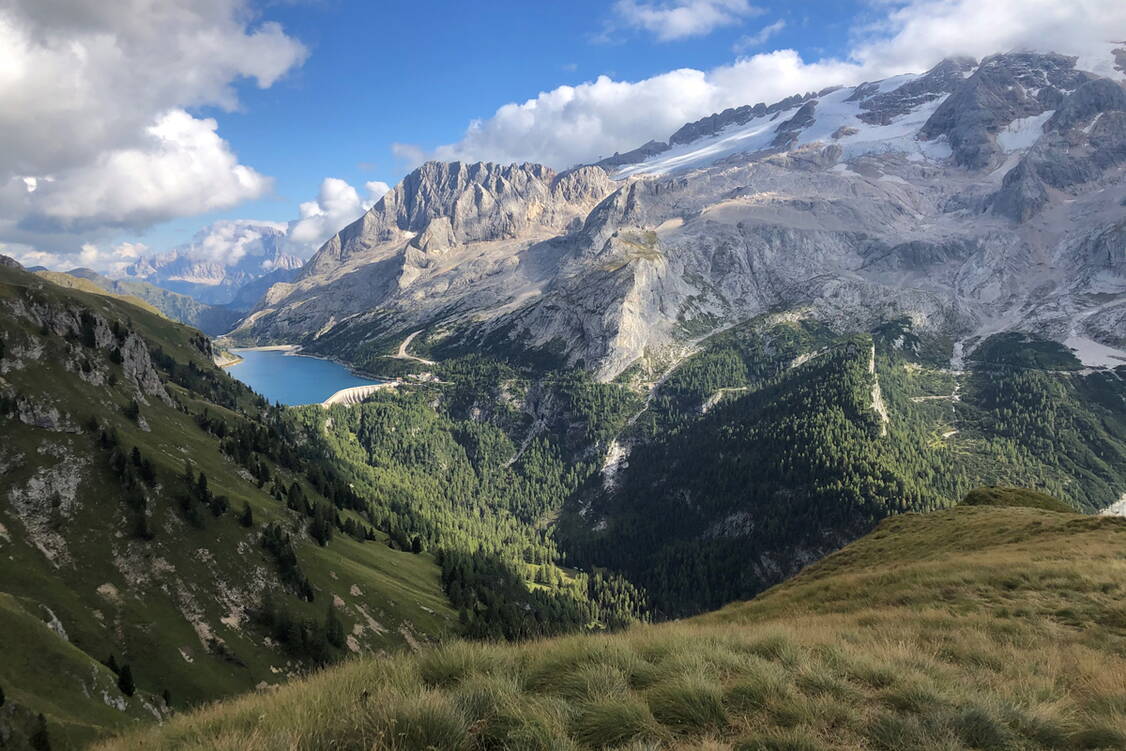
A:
[2, 47, 1126, 750]
[122, 221, 303, 311]
[233, 50, 1126, 382]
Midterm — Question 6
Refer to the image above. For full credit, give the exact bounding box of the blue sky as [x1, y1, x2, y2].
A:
[1, 0, 1120, 271]
[159, 0, 862, 245]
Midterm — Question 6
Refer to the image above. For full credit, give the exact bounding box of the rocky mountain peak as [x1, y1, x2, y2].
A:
[301, 160, 615, 278]
[920, 51, 1097, 168]
[241, 50, 1126, 383]
[855, 56, 976, 126]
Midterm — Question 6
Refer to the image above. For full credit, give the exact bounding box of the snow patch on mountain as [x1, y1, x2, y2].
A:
[613, 74, 960, 177]
[997, 111, 1054, 152]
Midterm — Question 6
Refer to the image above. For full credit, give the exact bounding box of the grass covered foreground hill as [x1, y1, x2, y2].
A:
[0, 259, 453, 748]
[35, 267, 243, 336]
[99, 496, 1126, 751]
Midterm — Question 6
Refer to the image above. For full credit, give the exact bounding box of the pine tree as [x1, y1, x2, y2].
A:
[162, 688, 172, 709]
[105, 653, 120, 675]
[30, 713, 50, 751]
[325, 603, 345, 649]
[239, 503, 254, 528]
[132, 514, 154, 541]
[0, 683, 5, 706]
[117, 664, 135, 696]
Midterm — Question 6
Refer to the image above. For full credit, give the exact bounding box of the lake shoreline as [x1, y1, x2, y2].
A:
[229, 344, 397, 383]
[223, 345, 394, 405]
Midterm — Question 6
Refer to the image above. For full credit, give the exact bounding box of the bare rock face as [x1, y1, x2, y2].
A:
[120, 332, 172, 405]
[7, 455, 89, 566]
[991, 159, 1051, 221]
[920, 52, 1096, 169]
[239, 51, 1126, 378]
[857, 57, 975, 126]
[991, 79, 1126, 221]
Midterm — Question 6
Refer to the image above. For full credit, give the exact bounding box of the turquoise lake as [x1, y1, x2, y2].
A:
[226, 348, 381, 406]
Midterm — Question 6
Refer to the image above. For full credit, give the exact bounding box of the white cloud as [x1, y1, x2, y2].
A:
[285, 178, 391, 256]
[22, 110, 272, 231]
[186, 220, 287, 267]
[112, 241, 148, 261]
[0, 0, 305, 178]
[412, 0, 1126, 169]
[612, 0, 763, 42]
[0, 0, 305, 258]
[733, 18, 785, 52]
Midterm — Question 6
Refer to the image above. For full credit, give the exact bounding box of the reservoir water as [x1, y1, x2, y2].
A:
[226, 348, 382, 406]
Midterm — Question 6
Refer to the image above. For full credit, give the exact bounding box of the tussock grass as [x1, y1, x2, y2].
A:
[97, 507, 1126, 750]
[648, 675, 728, 730]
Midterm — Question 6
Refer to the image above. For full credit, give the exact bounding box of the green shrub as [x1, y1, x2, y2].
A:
[724, 658, 791, 711]
[573, 698, 660, 749]
[647, 675, 727, 730]
[417, 642, 495, 688]
[737, 728, 826, 751]
[383, 693, 470, 751]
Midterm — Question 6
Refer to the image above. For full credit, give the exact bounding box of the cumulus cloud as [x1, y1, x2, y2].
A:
[413, 0, 1126, 169]
[0, 0, 305, 261]
[611, 0, 763, 42]
[19, 111, 271, 232]
[180, 220, 288, 268]
[285, 177, 390, 256]
[0, 0, 305, 178]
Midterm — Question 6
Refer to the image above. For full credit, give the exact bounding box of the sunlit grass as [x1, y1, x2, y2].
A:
[97, 506, 1126, 750]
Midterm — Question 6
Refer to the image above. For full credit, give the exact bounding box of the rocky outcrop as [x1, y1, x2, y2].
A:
[991, 78, 1126, 221]
[921, 52, 1095, 169]
[7, 455, 89, 566]
[302, 161, 615, 279]
[857, 57, 975, 125]
[991, 159, 1051, 221]
[2, 294, 172, 404]
[120, 332, 172, 405]
[772, 100, 819, 148]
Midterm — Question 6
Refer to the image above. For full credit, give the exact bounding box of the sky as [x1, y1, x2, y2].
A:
[1, 0, 1124, 274]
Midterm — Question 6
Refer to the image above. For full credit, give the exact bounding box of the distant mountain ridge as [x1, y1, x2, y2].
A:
[122, 220, 303, 309]
[48, 267, 244, 335]
[235, 49, 1126, 381]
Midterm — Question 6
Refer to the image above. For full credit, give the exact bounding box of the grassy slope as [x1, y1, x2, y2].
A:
[0, 265, 452, 748]
[97, 501, 1126, 750]
[36, 268, 243, 336]
[34, 269, 165, 317]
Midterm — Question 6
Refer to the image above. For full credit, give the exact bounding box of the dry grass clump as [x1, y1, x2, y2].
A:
[97, 507, 1126, 750]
